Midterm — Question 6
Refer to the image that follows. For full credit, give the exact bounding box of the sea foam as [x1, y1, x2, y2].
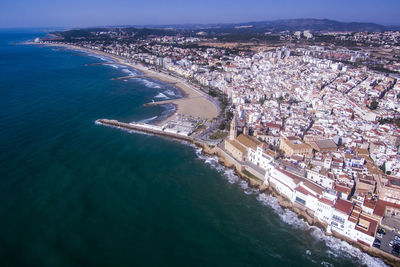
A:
[193, 147, 387, 267]
[136, 78, 162, 89]
[155, 93, 169, 99]
[139, 116, 158, 124]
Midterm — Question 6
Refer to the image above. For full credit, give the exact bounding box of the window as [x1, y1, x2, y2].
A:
[332, 215, 345, 224]
[295, 196, 306, 206]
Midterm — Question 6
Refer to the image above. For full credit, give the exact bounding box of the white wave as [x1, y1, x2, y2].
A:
[122, 68, 134, 75]
[136, 78, 161, 89]
[139, 116, 158, 123]
[256, 193, 387, 267]
[109, 64, 119, 69]
[223, 168, 239, 184]
[257, 193, 309, 230]
[155, 93, 169, 99]
[193, 148, 240, 184]
[192, 147, 387, 267]
[310, 228, 387, 267]
[164, 89, 176, 96]
[321, 261, 334, 267]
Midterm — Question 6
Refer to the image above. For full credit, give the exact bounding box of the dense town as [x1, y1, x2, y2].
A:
[42, 28, 400, 261]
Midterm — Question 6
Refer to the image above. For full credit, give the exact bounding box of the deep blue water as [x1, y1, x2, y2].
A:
[0, 30, 386, 267]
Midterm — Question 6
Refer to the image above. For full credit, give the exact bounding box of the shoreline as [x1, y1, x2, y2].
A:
[24, 41, 219, 126]
[196, 142, 399, 267]
[25, 41, 396, 266]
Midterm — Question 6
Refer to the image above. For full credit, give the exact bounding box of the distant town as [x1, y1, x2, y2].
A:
[37, 22, 400, 264]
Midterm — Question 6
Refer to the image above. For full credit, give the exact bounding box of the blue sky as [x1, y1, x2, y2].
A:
[1, 0, 400, 28]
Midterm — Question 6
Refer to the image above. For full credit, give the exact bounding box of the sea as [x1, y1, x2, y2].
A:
[0, 29, 387, 267]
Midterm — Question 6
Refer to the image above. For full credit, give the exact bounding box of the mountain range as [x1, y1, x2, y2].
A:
[134, 18, 400, 33]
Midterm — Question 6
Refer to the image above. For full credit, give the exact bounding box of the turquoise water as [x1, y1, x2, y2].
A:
[0, 30, 386, 267]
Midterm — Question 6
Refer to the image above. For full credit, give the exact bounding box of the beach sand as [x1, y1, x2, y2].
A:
[30, 42, 219, 124]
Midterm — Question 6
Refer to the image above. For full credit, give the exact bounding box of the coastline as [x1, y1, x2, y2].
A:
[24, 41, 219, 126]
[25, 41, 396, 266]
[196, 142, 399, 267]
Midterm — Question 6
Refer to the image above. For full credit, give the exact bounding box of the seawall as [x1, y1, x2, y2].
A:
[98, 120, 399, 266]
[96, 119, 194, 142]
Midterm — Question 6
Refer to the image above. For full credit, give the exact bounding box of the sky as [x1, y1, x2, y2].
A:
[1, 0, 400, 28]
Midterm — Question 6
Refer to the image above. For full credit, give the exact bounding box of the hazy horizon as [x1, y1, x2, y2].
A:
[1, 0, 400, 28]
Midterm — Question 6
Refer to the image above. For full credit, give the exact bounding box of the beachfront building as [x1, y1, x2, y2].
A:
[224, 116, 247, 161]
[236, 134, 262, 163]
[331, 199, 378, 246]
[267, 167, 302, 202]
[307, 169, 334, 189]
[224, 139, 247, 162]
[331, 199, 355, 237]
[294, 180, 324, 212]
[268, 165, 337, 224]
[314, 194, 336, 224]
[254, 146, 275, 170]
[224, 115, 270, 168]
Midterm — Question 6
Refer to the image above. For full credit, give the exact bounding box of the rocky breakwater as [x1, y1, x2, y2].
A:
[96, 119, 194, 142]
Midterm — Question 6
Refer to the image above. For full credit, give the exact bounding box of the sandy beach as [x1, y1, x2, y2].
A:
[28, 42, 219, 125]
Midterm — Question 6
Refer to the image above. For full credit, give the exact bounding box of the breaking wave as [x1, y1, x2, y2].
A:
[155, 93, 169, 99]
[84, 52, 115, 63]
[164, 89, 176, 96]
[193, 147, 387, 267]
[122, 68, 135, 75]
[136, 78, 162, 89]
[139, 116, 158, 124]
[194, 148, 239, 184]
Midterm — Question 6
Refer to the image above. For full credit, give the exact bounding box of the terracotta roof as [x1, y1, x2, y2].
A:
[363, 198, 377, 209]
[335, 199, 354, 215]
[334, 184, 352, 194]
[355, 214, 378, 237]
[236, 134, 261, 150]
[373, 199, 400, 217]
[319, 197, 335, 207]
[315, 139, 337, 150]
[266, 122, 281, 129]
[226, 139, 247, 154]
[303, 180, 324, 195]
[296, 186, 311, 196]
[349, 216, 358, 223]
[276, 167, 303, 185]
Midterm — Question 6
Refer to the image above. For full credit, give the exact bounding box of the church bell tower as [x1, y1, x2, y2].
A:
[229, 115, 237, 140]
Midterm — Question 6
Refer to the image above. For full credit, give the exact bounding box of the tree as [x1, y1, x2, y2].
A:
[370, 99, 379, 110]
[208, 88, 217, 97]
[380, 163, 386, 174]
[338, 137, 343, 147]
[218, 121, 226, 130]
[259, 96, 266, 105]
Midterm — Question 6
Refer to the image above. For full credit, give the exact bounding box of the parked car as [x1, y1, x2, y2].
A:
[377, 233, 383, 238]
[377, 227, 386, 235]
[392, 244, 400, 256]
[389, 240, 394, 247]
[373, 239, 381, 248]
